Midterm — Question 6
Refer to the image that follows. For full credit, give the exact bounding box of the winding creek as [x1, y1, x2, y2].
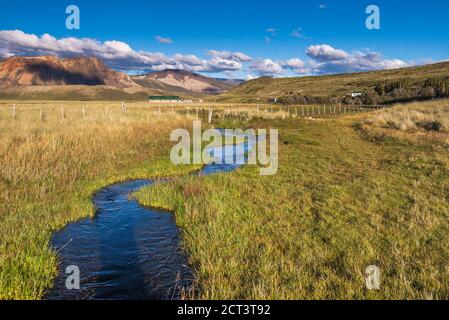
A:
[45, 131, 256, 300]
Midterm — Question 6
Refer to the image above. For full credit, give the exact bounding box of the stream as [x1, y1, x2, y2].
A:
[45, 131, 256, 300]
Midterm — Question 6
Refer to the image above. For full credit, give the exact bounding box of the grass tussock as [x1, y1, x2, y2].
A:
[362, 99, 449, 145]
[0, 101, 200, 299]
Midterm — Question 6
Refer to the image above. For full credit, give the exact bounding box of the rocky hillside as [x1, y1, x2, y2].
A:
[133, 69, 238, 94]
[0, 56, 137, 88]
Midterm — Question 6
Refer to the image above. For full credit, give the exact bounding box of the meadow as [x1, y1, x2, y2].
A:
[1, 99, 449, 299]
[135, 100, 449, 299]
[0, 101, 202, 299]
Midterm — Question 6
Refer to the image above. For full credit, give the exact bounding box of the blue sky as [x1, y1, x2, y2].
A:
[0, 0, 448, 78]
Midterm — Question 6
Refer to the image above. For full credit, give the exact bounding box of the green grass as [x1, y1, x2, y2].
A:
[0, 102, 201, 299]
[135, 113, 449, 299]
[2, 99, 449, 300]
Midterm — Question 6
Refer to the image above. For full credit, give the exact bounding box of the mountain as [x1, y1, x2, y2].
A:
[0, 56, 244, 100]
[0, 56, 137, 88]
[131, 76, 206, 98]
[216, 61, 449, 104]
[132, 69, 240, 94]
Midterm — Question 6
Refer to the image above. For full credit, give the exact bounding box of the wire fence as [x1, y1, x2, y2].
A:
[0, 102, 388, 123]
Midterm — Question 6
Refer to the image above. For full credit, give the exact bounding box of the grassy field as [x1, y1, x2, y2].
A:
[135, 100, 449, 299]
[1, 99, 449, 300]
[0, 101, 201, 299]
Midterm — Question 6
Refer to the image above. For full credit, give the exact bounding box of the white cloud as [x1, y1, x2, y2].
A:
[306, 44, 349, 61]
[281, 58, 308, 73]
[291, 28, 309, 40]
[306, 44, 409, 74]
[0, 30, 250, 74]
[249, 45, 412, 77]
[208, 50, 252, 62]
[0, 30, 420, 77]
[154, 35, 173, 44]
[266, 28, 278, 36]
[206, 57, 243, 72]
[250, 59, 283, 75]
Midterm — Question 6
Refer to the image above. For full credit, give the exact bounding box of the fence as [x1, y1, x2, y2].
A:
[0, 102, 388, 123]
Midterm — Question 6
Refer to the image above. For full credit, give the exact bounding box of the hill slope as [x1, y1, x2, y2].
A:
[133, 69, 238, 94]
[131, 76, 205, 98]
[216, 62, 449, 104]
[0, 56, 137, 88]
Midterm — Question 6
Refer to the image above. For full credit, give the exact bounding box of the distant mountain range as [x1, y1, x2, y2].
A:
[132, 69, 244, 94]
[0, 56, 244, 100]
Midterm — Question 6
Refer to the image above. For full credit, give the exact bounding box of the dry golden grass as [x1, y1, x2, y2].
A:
[362, 99, 449, 145]
[0, 101, 201, 299]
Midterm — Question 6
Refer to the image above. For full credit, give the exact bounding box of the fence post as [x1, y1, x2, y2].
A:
[208, 108, 213, 123]
[295, 107, 298, 117]
[82, 106, 86, 118]
[61, 107, 65, 120]
[324, 105, 326, 115]
[40, 108, 46, 122]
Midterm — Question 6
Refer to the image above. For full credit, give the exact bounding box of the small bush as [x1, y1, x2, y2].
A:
[417, 120, 442, 131]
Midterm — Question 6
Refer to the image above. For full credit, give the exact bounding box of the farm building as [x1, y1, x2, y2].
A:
[148, 96, 181, 103]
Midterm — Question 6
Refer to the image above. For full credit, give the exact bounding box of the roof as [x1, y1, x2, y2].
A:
[149, 96, 180, 100]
